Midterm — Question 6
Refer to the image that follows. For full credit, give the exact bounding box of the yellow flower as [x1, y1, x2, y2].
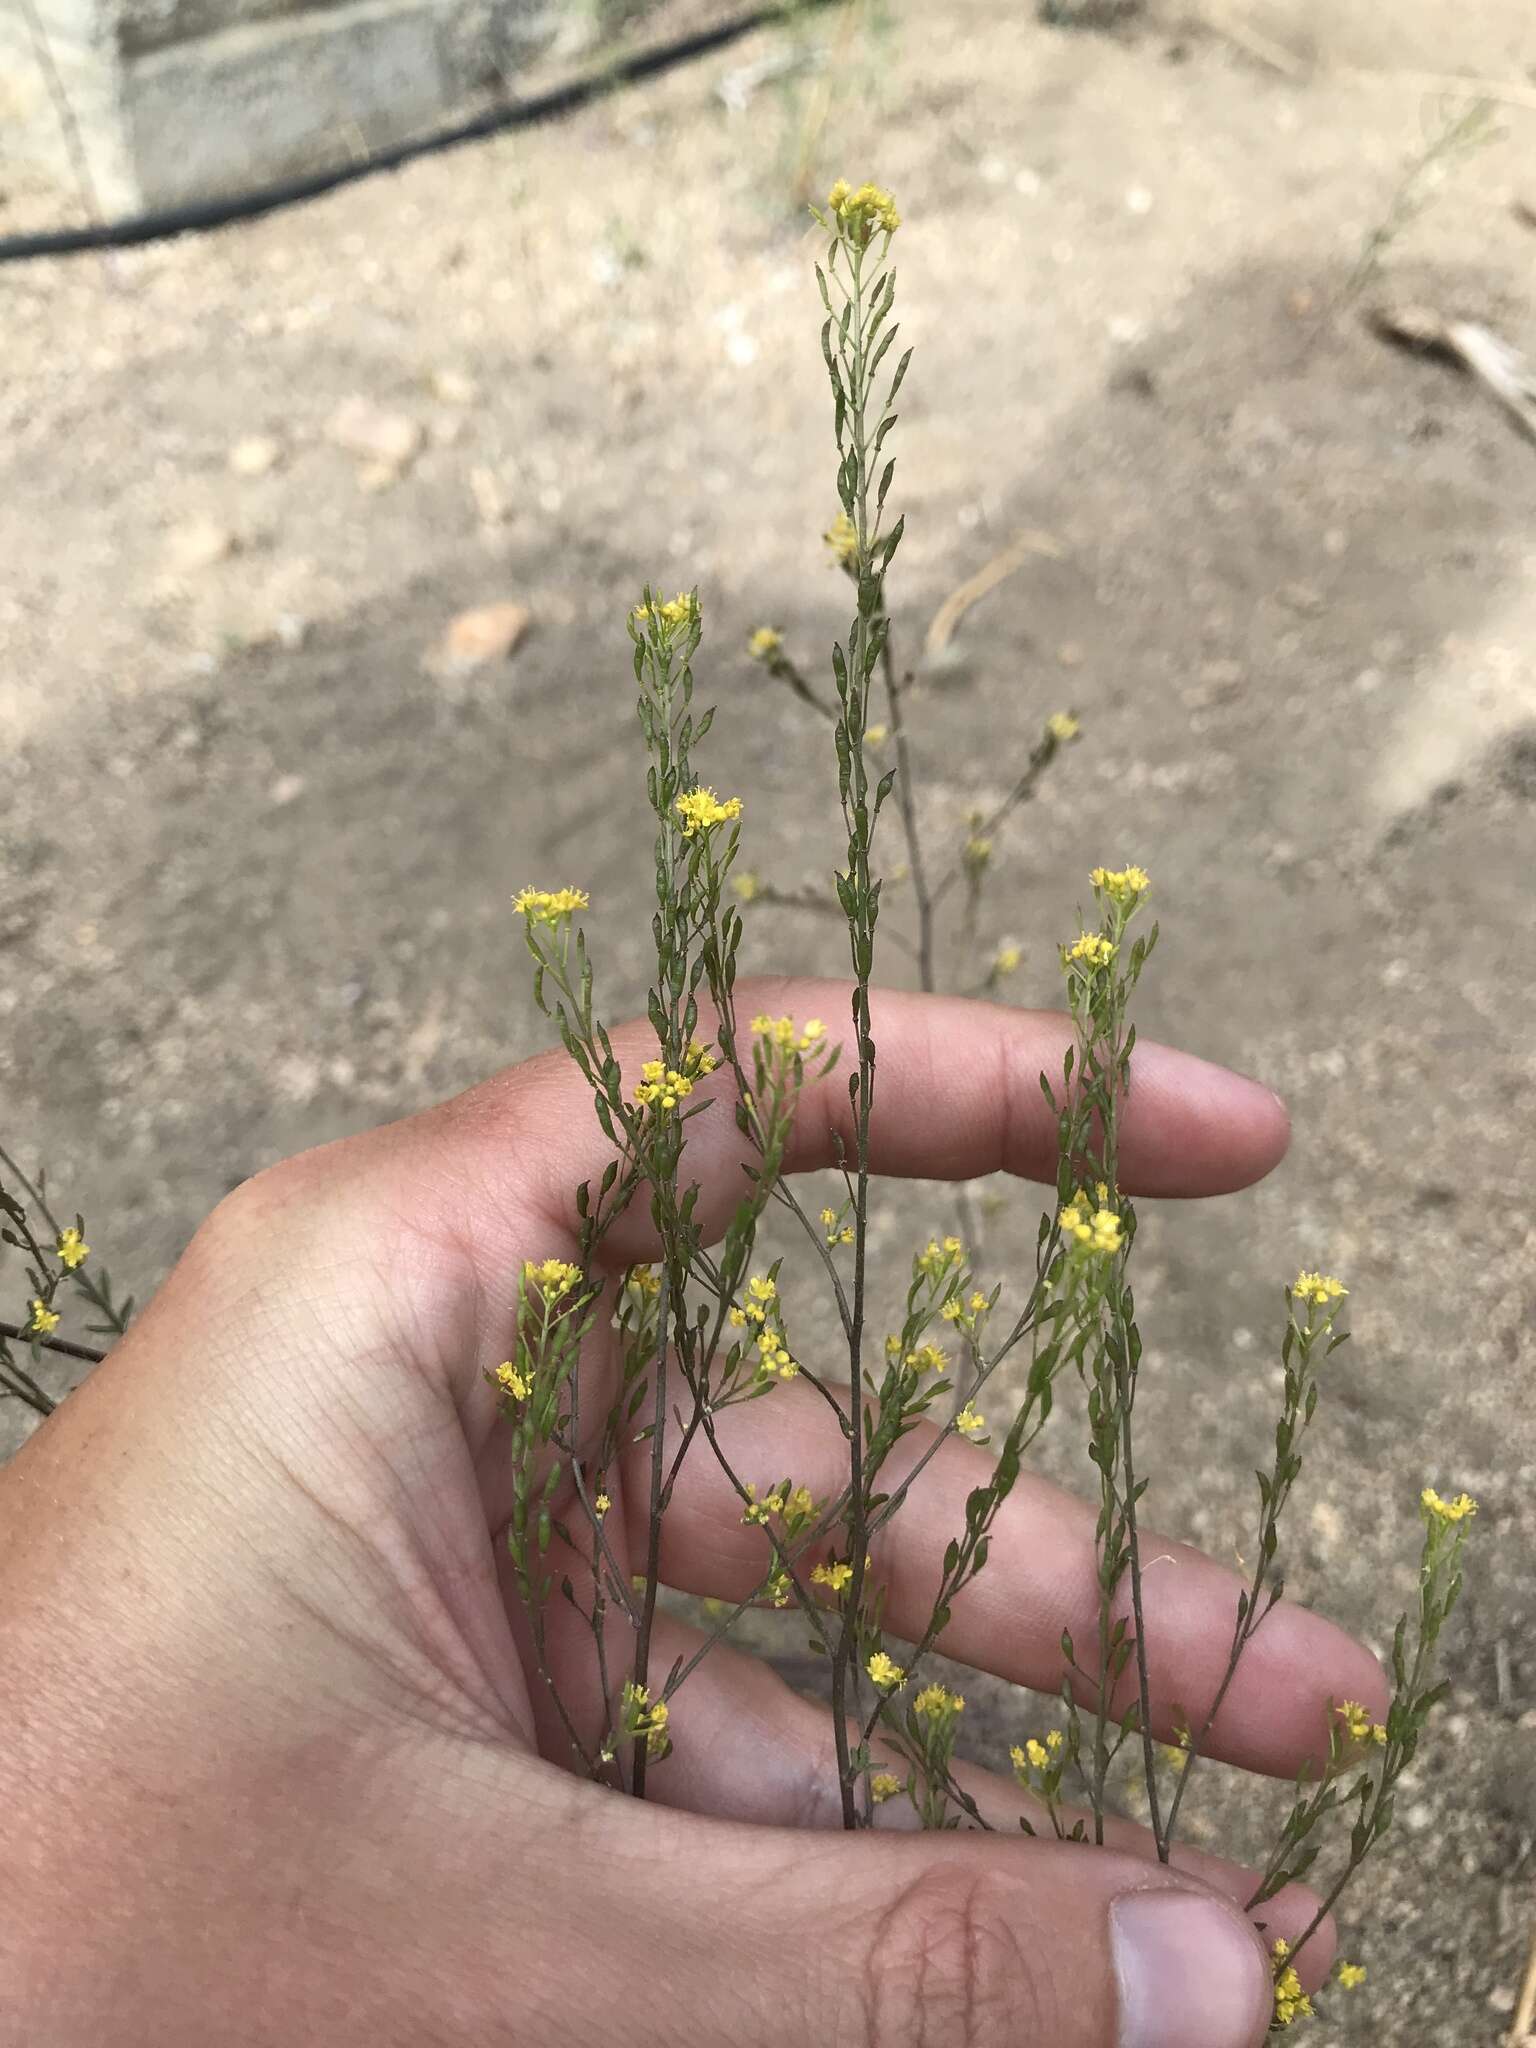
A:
[494, 1360, 533, 1400]
[1046, 1728, 1064, 1752]
[594, 1491, 612, 1519]
[1292, 1270, 1347, 1308]
[513, 886, 589, 924]
[870, 1771, 903, 1804]
[748, 626, 783, 660]
[824, 511, 859, 566]
[783, 1485, 815, 1522]
[811, 1561, 854, 1593]
[1421, 1487, 1478, 1524]
[633, 593, 694, 632]
[993, 943, 1022, 977]
[750, 1013, 826, 1056]
[1059, 1192, 1123, 1257]
[733, 871, 762, 902]
[826, 179, 901, 240]
[620, 1679, 671, 1757]
[675, 787, 744, 839]
[1062, 932, 1116, 972]
[626, 1265, 661, 1300]
[1336, 1700, 1379, 1745]
[55, 1227, 89, 1270]
[955, 1404, 986, 1440]
[913, 1684, 963, 1719]
[1271, 1941, 1313, 2028]
[1336, 1963, 1366, 1991]
[26, 1298, 60, 1339]
[867, 1651, 905, 1690]
[864, 723, 889, 746]
[1046, 711, 1080, 743]
[524, 1257, 583, 1302]
[906, 1343, 949, 1375]
[915, 1236, 964, 1280]
[1025, 1737, 1050, 1769]
[1089, 865, 1151, 909]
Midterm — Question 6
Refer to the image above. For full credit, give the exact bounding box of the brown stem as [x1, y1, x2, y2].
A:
[0, 1321, 104, 1366]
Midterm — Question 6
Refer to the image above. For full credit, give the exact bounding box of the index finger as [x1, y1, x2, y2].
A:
[489, 977, 1289, 1260]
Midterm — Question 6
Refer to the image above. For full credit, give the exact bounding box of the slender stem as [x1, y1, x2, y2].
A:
[880, 647, 935, 990]
[630, 1280, 670, 1799]
[930, 734, 1057, 912]
[0, 1360, 56, 1415]
[1118, 1376, 1164, 1855]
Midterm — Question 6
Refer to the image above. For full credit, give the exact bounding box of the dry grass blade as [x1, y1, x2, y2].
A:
[1369, 306, 1536, 446]
[924, 529, 1065, 658]
[1510, 1915, 1536, 2048]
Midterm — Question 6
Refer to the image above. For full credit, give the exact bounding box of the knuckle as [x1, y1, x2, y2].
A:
[842, 1863, 1051, 2048]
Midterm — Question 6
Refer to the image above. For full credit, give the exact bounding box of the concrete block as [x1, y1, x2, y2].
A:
[0, 0, 587, 216]
[124, 0, 449, 207]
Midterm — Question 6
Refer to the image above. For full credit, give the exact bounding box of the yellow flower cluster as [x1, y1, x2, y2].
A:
[1059, 1188, 1123, 1257]
[524, 1257, 583, 1302]
[916, 1236, 964, 1280]
[726, 1273, 799, 1378]
[633, 594, 694, 632]
[1062, 932, 1116, 971]
[751, 1013, 827, 1056]
[27, 1298, 59, 1339]
[741, 1480, 816, 1529]
[1089, 865, 1151, 909]
[954, 1404, 986, 1440]
[1271, 1941, 1313, 2028]
[733, 871, 761, 902]
[864, 723, 889, 747]
[513, 886, 589, 925]
[494, 1360, 533, 1401]
[824, 511, 858, 566]
[620, 1680, 671, 1758]
[820, 1206, 855, 1247]
[1336, 1963, 1366, 1991]
[1337, 1700, 1388, 1747]
[593, 1490, 612, 1518]
[993, 943, 1022, 977]
[56, 1227, 89, 1270]
[1422, 1487, 1478, 1524]
[626, 1265, 662, 1300]
[811, 1560, 854, 1593]
[748, 627, 782, 660]
[942, 1290, 991, 1331]
[826, 179, 901, 239]
[1293, 1271, 1347, 1308]
[870, 1771, 903, 1804]
[1046, 711, 1080, 743]
[635, 1038, 717, 1112]
[1010, 1731, 1064, 1775]
[913, 1684, 964, 1720]
[867, 1651, 906, 1690]
[905, 1342, 949, 1375]
[675, 787, 743, 839]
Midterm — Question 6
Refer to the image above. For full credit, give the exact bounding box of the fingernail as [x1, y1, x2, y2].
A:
[1111, 1892, 1270, 2048]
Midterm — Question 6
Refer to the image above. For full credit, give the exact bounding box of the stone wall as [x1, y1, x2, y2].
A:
[0, 0, 591, 214]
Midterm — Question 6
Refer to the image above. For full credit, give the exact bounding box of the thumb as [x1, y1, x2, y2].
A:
[586, 1799, 1275, 2048]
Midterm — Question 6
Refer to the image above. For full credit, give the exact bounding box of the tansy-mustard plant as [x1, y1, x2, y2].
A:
[477, 176, 1472, 2029]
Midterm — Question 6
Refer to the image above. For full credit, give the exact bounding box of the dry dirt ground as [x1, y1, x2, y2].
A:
[4, 0, 1536, 2038]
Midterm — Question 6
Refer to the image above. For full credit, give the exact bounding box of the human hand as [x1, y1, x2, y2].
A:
[0, 981, 1386, 2046]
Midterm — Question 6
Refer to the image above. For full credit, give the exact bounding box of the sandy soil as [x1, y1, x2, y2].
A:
[3, 1, 1536, 2037]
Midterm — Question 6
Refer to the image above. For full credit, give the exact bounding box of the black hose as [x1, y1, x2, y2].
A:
[0, 0, 833, 266]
